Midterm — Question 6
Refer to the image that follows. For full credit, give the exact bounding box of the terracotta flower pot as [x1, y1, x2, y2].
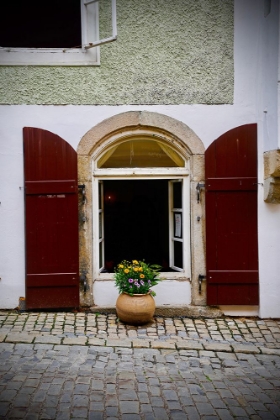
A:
[116, 292, 156, 325]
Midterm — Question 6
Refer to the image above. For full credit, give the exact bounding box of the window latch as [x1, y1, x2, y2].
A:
[196, 182, 205, 203]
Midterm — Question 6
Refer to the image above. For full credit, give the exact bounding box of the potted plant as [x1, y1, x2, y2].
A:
[114, 259, 162, 325]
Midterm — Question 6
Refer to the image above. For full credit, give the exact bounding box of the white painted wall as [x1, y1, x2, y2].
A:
[93, 280, 192, 308]
[252, 0, 280, 318]
[0, 0, 279, 316]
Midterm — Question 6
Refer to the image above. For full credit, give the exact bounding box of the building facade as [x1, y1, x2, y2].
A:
[0, 0, 279, 318]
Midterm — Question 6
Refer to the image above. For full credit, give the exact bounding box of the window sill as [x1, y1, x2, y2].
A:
[95, 273, 191, 281]
[0, 47, 100, 66]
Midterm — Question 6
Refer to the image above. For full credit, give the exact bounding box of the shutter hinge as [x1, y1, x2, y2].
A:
[198, 274, 206, 294]
[80, 270, 89, 294]
[196, 182, 205, 203]
[78, 184, 86, 204]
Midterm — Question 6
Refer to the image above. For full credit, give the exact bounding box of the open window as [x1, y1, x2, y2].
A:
[98, 181, 105, 271]
[0, 0, 117, 65]
[94, 178, 190, 277]
[93, 137, 190, 278]
[169, 180, 184, 271]
[93, 136, 190, 279]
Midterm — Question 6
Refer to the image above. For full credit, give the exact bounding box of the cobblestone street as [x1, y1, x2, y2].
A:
[0, 312, 280, 419]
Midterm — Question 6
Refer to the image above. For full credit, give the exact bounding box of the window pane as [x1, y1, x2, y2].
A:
[99, 241, 103, 269]
[99, 213, 102, 239]
[0, 0, 81, 48]
[173, 213, 183, 238]
[98, 182, 102, 210]
[174, 240, 183, 269]
[98, 140, 184, 168]
[173, 182, 182, 208]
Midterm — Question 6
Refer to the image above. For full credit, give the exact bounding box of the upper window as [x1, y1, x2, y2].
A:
[0, 0, 117, 66]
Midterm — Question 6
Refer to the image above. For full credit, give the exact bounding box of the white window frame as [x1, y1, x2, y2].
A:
[92, 169, 191, 281]
[98, 181, 105, 271]
[0, 0, 117, 66]
[169, 179, 185, 272]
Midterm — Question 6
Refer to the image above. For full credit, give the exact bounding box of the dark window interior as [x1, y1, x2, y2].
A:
[103, 180, 174, 273]
[0, 0, 81, 48]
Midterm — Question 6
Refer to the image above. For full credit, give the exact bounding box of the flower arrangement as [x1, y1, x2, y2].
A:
[114, 259, 162, 296]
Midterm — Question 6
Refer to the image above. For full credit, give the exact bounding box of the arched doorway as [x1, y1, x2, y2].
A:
[77, 111, 205, 308]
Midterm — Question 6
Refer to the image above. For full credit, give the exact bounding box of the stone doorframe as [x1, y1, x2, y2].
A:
[77, 111, 206, 308]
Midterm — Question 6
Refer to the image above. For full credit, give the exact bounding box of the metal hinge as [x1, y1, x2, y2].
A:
[80, 270, 89, 293]
[78, 184, 86, 204]
[196, 182, 205, 203]
[198, 274, 206, 294]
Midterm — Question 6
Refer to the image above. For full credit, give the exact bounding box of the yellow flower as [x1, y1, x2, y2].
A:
[118, 264, 124, 269]
[124, 268, 129, 274]
[132, 260, 139, 264]
[133, 267, 139, 272]
[140, 274, 145, 278]
[138, 267, 143, 272]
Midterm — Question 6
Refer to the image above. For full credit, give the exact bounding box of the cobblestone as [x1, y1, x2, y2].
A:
[0, 311, 279, 419]
[0, 312, 279, 352]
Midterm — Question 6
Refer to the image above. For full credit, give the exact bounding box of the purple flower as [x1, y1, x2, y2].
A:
[128, 278, 133, 283]
[148, 280, 151, 284]
[140, 280, 144, 286]
[135, 283, 140, 288]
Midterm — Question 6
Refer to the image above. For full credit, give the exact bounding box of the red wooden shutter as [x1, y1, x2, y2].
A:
[23, 127, 79, 309]
[205, 124, 259, 305]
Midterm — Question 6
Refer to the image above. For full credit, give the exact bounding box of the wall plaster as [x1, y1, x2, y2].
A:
[0, 0, 234, 105]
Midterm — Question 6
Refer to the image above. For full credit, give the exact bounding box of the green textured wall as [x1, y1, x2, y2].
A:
[0, 0, 233, 105]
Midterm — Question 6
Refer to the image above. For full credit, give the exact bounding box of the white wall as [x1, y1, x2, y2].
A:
[0, 0, 279, 316]
[93, 280, 192, 308]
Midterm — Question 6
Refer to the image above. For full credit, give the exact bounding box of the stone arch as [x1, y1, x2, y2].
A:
[77, 111, 206, 308]
[78, 111, 204, 157]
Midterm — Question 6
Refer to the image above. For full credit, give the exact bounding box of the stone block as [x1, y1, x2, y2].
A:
[231, 344, 260, 354]
[87, 338, 106, 346]
[259, 347, 280, 356]
[5, 333, 35, 344]
[119, 401, 140, 414]
[204, 342, 232, 352]
[132, 339, 150, 348]
[106, 339, 132, 348]
[63, 337, 87, 346]
[34, 335, 61, 345]
[264, 150, 280, 178]
[150, 341, 176, 350]
[264, 176, 280, 204]
[176, 340, 203, 350]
